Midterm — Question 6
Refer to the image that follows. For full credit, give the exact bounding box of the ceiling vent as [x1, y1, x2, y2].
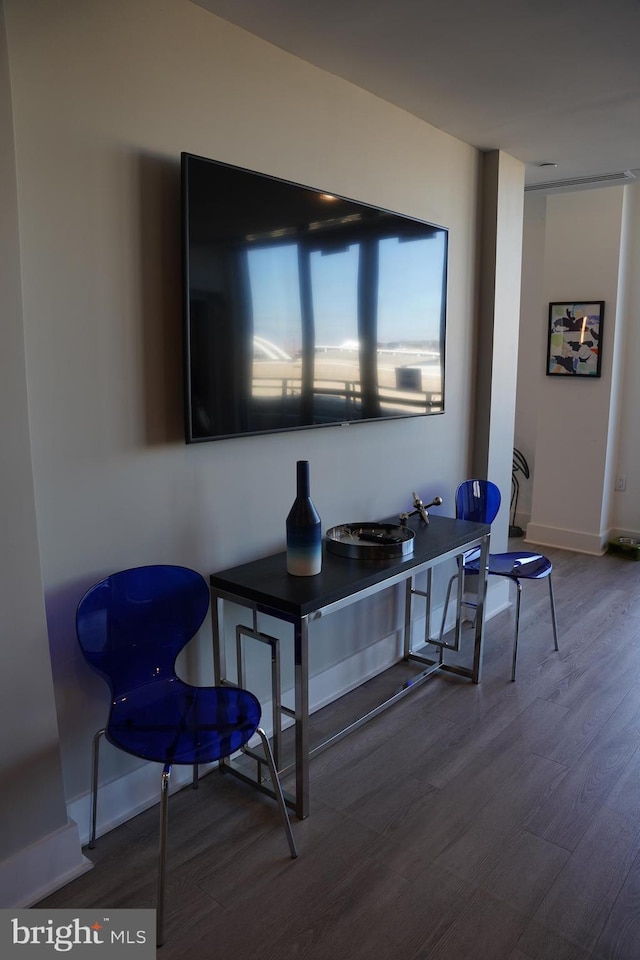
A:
[525, 169, 639, 194]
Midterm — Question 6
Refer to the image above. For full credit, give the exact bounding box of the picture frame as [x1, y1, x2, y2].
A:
[546, 301, 604, 378]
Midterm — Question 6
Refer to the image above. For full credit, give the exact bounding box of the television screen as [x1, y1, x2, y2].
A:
[182, 152, 447, 443]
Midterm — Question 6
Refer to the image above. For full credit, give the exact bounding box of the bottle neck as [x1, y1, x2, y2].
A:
[296, 460, 310, 499]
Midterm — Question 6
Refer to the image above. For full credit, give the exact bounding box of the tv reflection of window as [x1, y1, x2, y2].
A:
[246, 233, 444, 423]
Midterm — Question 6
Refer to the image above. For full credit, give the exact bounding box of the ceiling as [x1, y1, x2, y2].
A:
[192, 0, 640, 190]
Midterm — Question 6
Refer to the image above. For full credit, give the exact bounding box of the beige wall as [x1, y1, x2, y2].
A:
[0, 1, 86, 901]
[2, 0, 488, 882]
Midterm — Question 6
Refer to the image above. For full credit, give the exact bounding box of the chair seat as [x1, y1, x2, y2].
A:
[464, 550, 552, 581]
[107, 680, 261, 765]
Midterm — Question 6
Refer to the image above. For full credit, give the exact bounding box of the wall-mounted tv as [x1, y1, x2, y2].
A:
[181, 152, 447, 443]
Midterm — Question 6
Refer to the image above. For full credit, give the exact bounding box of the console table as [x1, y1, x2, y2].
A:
[209, 513, 490, 819]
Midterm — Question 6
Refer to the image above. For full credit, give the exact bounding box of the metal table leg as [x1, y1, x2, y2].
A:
[294, 616, 310, 819]
[471, 534, 490, 683]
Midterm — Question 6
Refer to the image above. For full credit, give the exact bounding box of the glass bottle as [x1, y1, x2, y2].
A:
[286, 460, 322, 576]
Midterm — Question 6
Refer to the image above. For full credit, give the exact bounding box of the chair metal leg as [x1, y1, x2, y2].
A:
[548, 574, 559, 651]
[510, 573, 558, 682]
[256, 727, 297, 859]
[156, 764, 172, 948]
[88, 729, 105, 849]
[156, 740, 294, 949]
[510, 581, 523, 682]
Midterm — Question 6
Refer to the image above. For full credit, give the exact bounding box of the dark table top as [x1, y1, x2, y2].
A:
[209, 514, 490, 619]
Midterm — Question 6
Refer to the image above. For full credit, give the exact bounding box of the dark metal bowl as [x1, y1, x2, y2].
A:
[325, 523, 415, 561]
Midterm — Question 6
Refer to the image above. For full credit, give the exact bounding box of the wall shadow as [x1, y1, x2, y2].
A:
[138, 151, 185, 446]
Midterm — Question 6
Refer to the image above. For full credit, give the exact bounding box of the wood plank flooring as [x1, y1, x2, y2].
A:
[36, 544, 640, 958]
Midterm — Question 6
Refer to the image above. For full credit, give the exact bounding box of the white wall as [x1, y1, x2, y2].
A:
[514, 194, 547, 527]
[475, 151, 525, 550]
[612, 184, 640, 537]
[3, 0, 490, 881]
[516, 183, 640, 550]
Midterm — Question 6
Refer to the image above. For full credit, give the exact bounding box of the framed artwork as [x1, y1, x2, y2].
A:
[546, 301, 604, 377]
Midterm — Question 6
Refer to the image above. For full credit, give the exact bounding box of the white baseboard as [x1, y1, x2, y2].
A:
[0, 820, 91, 909]
[64, 588, 514, 858]
[513, 510, 531, 533]
[525, 522, 607, 555]
[0, 577, 512, 913]
[66, 760, 216, 849]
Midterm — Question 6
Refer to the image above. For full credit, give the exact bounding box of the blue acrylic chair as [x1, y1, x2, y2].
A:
[439, 480, 559, 681]
[76, 564, 297, 946]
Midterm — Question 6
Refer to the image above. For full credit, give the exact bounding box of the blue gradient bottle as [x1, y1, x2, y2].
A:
[286, 460, 322, 576]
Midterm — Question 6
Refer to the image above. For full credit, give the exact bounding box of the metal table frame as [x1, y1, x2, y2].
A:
[210, 514, 490, 819]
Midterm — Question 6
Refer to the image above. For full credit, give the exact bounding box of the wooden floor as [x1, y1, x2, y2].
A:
[37, 544, 640, 959]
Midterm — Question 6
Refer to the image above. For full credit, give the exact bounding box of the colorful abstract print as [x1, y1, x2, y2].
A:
[548, 302, 602, 376]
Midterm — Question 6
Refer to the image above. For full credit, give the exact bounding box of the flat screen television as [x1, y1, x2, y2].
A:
[181, 152, 447, 443]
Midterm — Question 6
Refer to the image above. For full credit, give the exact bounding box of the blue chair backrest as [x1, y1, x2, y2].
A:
[76, 565, 210, 698]
[456, 479, 501, 525]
